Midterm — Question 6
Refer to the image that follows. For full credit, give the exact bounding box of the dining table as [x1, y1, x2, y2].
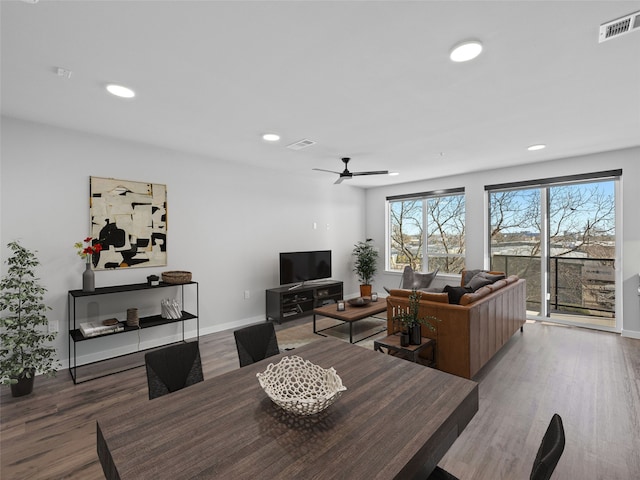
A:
[97, 336, 478, 479]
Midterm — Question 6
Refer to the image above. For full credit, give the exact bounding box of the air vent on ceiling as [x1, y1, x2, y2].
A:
[286, 139, 316, 150]
[599, 11, 640, 42]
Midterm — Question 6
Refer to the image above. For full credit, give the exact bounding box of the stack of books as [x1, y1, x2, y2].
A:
[79, 320, 124, 338]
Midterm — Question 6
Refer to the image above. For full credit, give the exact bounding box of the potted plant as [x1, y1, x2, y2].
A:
[352, 238, 379, 297]
[0, 241, 58, 397]
[392, 289, 438, 346]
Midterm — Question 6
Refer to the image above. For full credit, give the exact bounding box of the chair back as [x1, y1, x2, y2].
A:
[145, 342, 203, 400]
[400, 265, 439, 290]
[234, 322, 280, 367]
[530, 413, 565, 480]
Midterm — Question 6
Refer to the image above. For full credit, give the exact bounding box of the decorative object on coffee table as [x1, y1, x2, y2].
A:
[391, 289, 438, 345]
[352, 238, 378, 297]
[162, 271, 192, 284]
[348, 297, 371, 307]
[257, 355, 346, 415]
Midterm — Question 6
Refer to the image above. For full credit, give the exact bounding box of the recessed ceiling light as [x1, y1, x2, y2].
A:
[527, 144, 546, 151]
[106, 84, 135, 99]
[449, 41, 483, 62]
[262, 133, 280, 142]
[389, 172, 400, 176]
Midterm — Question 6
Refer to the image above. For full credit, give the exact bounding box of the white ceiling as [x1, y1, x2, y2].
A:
[2, 0, 639, 187]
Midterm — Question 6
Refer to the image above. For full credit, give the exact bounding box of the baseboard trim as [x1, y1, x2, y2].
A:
[621, 329, 640, 339]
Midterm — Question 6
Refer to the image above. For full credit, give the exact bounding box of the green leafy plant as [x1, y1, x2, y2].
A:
[352, 238, 379, 285]
[392, 289, 438, 332]
[0, 241, 58, 385]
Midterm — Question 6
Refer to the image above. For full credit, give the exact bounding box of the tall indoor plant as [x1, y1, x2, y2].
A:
[0, 241, 58, 397]
[352, 238, 379, 297]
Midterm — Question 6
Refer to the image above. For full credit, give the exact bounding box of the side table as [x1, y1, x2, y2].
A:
[374, 334, 435, 366]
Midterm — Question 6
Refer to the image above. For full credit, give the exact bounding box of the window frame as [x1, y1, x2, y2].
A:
[386, 187, 465, 274]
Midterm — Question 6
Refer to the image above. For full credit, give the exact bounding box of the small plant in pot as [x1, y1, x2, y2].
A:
[0, 241, 58, 397]
[392, 289, 438, 346]
[352, 238, 378, 297]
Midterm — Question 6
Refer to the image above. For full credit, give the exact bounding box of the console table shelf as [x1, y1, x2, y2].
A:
[68, 281, 199, 384]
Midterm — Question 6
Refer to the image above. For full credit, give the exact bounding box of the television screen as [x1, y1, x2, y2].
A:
[279, 250, 332, 285]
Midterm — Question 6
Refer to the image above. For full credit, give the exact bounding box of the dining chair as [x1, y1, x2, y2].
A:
[427, 413, 565, 480]
[234, 322, 280, 367]
[144, 341, 204, 400]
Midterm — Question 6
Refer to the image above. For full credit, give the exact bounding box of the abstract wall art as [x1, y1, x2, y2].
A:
[89, 176, 167, 269]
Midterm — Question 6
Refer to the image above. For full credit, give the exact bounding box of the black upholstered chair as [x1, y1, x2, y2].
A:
[233, 322, 280, 367]
[144, 342, 204, 400]
[427, 414, 565, 480]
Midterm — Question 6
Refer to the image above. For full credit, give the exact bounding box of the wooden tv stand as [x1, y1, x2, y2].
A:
[265, 280, 343, 323]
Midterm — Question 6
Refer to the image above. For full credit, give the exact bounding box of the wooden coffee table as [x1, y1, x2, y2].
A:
[313, 300, 387, 343]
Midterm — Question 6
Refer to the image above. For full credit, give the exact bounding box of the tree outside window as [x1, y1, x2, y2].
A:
[388, 193, 465, 274]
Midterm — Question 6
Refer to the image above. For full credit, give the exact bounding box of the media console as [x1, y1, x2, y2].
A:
[265, 280, 343, 323]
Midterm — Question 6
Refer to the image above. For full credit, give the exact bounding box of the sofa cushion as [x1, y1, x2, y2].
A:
[459, 285, 492, 306]
[387, 289, 448, 303]
[444, 285, 473, 305]
[486, 279, 507, 292]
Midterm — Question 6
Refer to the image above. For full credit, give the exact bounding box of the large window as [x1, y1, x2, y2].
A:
[487, 170, 618, 330]
[387, 189, 465, 274]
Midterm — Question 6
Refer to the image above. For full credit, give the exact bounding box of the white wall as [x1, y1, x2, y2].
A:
[0, 117, 367, 367]
[365, 147, 640, 338]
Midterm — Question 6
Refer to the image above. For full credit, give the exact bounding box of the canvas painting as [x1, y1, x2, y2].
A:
[89, 176, 167, 269]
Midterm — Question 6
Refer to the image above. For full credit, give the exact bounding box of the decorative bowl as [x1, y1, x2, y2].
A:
[256, 356, 347, 416]
[348, 297, 371, 307]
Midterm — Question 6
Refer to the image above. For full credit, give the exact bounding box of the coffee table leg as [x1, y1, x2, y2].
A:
[313, 313, 317, 333]
[349, 322, 353, 343]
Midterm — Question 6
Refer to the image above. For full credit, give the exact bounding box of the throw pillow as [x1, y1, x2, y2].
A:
[477, 271, 506, 283]
[444, 285, 473, 305]
[465, 274, 494, 291]
[462, 269, 484, 285]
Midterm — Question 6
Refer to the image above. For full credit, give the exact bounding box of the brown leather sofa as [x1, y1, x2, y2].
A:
[386, 273, 526, 379]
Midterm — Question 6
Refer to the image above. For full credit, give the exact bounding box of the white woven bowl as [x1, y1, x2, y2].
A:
[256, 355, 347, 416]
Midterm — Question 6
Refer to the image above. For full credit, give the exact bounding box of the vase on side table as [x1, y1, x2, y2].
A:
[83, 259, 95, 292]
[409, 324, 422, 345]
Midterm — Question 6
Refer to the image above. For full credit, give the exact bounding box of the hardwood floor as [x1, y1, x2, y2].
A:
[1, 320, 639, 479]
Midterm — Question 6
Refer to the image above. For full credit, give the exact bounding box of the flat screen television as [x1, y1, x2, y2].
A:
[279, 250, 332, 286]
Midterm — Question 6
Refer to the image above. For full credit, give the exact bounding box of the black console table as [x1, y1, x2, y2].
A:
[68, 281, 199, 384]
[265, 280, 343, 323]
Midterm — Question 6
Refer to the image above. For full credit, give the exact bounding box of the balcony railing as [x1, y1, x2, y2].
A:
[492, 254, 615, 318]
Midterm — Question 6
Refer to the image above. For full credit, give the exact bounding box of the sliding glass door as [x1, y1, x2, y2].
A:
[488, 175, 617, 330]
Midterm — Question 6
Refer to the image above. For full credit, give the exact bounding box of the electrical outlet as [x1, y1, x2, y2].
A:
[49, 320, 59, 333]
[244, 290, 250, 300]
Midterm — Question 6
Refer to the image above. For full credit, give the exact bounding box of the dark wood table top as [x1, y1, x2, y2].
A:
[97, 337, 478, 480]
[314, 299, 387, 322]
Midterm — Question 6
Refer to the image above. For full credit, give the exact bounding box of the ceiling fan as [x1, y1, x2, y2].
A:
[313, 157, 389, 184]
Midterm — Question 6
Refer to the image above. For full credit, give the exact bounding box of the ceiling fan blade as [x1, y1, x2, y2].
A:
[312, 168, 342, 175]
[334, 176, 347, 184]
[352, 170, 389, 176]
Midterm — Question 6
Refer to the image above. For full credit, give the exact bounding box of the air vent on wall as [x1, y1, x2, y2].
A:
[599, 11, 640, 42]
[286, 139, 317, 150]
